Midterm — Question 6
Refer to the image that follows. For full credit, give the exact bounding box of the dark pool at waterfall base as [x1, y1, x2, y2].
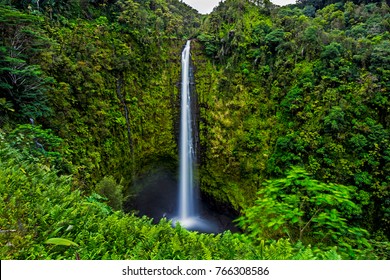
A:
[129, 169, 239, 234]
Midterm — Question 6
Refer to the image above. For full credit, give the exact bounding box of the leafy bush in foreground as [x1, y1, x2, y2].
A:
[237, 167, 372, 259]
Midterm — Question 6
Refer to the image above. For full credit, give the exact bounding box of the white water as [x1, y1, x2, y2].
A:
[178, 40, 196, 221]
[172, 40, 219, 233]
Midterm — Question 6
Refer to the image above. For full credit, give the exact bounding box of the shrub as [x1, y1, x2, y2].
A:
[96, 176, 124, 211]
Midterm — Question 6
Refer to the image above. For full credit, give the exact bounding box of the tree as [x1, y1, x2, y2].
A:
[0, 5, 52, 122]
[237, 167, 370, 257]
[370, 40, 390, 83]
[96, 176, 125, 210]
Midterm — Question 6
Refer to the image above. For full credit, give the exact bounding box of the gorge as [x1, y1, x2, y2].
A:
[0, 0, 389, 260]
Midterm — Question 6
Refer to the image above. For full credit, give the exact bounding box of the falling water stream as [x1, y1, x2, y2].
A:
[131, 40, 237, 233]
[172, 40, 216, 232]
[177, 40, 196, 223]
[173, 40, 205, 230]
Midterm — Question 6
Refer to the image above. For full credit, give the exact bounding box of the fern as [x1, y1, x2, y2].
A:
[263, 239, 294, 260]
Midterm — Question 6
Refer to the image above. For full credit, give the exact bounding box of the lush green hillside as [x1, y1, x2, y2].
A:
[1, 0, 389, 259]
[196, 0, 390, 239]
[1, 0, 201, 190]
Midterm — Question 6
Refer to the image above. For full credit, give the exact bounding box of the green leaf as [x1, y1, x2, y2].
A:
[45, 238, 79, 247]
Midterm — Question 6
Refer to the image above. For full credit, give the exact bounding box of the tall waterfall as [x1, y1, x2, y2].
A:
[178, 40, 197, 224]
[132, 41, 236, 233]
[173, 40, 219, 232]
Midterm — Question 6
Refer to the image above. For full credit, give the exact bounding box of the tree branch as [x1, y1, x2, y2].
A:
[299, 207, 322, 241]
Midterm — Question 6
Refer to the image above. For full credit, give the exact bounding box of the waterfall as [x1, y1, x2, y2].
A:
[173, 40, 218, 232]
[177, 40, 197, 224]
[134, 40, 233, 233]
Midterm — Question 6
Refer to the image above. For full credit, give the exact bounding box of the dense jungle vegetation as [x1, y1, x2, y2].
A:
[1, 0, 389, 260]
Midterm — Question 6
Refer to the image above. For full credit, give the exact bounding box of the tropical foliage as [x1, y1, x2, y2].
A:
[195, 0, 390, 241]
[237, 167, 371, 258]
[0, 0, 389, 260]
[1, 139, 343, 260]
